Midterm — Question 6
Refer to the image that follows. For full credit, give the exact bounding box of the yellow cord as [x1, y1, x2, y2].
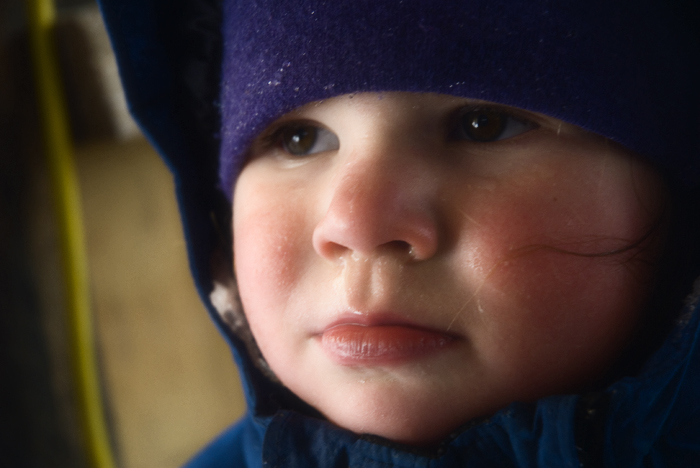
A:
[25, 1, 117, 467]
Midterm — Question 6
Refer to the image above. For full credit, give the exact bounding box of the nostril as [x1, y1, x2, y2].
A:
[382, 240, 414, 257]
[390, 240, 411, 251]
[320, 241, 349, 263]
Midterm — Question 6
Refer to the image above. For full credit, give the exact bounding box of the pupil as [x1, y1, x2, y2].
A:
[473, 115, 489, 129]
[462, 110, 505, 142]
[283, 126, 317, 155]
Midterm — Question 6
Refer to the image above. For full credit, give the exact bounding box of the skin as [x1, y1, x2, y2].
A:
[220, 92, 666, 445]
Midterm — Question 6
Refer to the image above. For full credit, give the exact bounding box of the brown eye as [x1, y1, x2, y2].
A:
[459, 109, 506, 142]
[279, 125, 339, 156]
[457, 108, 534, 142]
[282, 125, 317, 155]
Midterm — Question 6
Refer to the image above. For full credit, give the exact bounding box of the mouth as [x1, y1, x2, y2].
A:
[319, 316, 459, 366]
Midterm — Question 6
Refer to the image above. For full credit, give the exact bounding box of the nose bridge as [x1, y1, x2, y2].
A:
[312, 139, 439, 261]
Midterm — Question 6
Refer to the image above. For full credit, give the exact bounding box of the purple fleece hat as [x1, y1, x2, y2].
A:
[219, 0, 699, 199]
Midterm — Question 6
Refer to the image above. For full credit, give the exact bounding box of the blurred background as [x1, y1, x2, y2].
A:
[0, 1, 246, 467]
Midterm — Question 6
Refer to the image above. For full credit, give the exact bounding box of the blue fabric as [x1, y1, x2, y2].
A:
[179, 292, 700, 467]
[182, 415, 267, 468]
[96, 0, 700, 466]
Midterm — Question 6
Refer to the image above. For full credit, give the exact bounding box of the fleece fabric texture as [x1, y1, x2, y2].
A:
[96, 0, 700, 466]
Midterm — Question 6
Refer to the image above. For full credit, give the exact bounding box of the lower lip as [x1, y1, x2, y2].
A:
[320, 324, 455, 365]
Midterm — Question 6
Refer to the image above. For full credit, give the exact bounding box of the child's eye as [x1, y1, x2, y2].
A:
[456, 108, 535, 142]
[279, 125, 339, 156]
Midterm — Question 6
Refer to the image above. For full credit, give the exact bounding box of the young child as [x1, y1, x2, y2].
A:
[99, 0, 700, 466]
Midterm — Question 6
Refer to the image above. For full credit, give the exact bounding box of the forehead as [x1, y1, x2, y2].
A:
[279, 93, 464, 118]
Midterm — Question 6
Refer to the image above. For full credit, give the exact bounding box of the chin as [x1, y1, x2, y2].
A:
[310, 379, 490, 446]
[327, 405, 468, 446]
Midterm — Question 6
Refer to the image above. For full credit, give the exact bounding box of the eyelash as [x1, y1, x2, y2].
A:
[258, 106, 538, 158]
[451, 107, 537, 143]
[258, 121, 339, 158]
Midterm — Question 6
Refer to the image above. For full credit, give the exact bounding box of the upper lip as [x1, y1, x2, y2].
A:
[317, 311, 463, 339]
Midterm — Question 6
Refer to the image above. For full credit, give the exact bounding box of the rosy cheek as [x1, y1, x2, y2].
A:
[452, 161, 659, 391]
[463, 153, 659, 266]
[233, 176, 307, 315]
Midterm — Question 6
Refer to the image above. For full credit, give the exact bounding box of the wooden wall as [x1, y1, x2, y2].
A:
[77, 138, 245, 468]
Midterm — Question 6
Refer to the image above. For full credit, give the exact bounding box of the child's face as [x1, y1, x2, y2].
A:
[230, 93, 665, 444]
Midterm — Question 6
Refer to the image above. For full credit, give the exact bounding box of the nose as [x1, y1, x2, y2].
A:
[312, 146, 440, 262]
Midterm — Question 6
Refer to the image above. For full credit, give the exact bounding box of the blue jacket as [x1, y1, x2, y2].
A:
[186, 294, 700, 467]
[98, 0, 700, 466]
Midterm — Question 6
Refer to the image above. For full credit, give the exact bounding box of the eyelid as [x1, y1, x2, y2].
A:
[268, 119, 338, 148]
[252, 119, 334, 155]
[456, 104, 539, 125]
[451, 105, 539, 142]
[256, 119, 319, 146]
